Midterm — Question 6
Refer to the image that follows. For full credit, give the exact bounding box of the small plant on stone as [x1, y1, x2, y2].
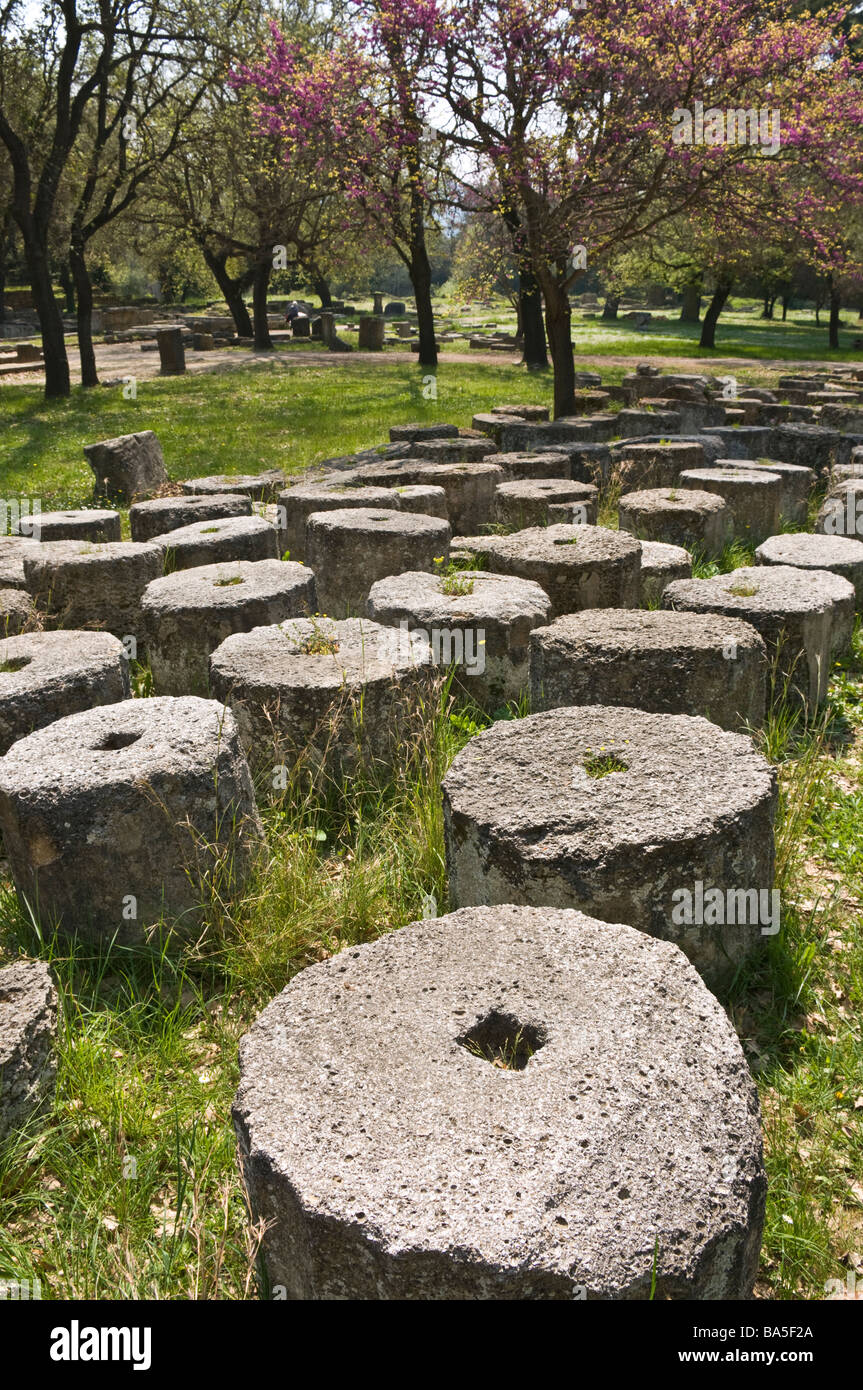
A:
[214, 576, 244, 587]
[728, 581, 759, 597]
[296, 617, 340, 655]
[583, 750, 628, 778]
[434, 557, 474, 597]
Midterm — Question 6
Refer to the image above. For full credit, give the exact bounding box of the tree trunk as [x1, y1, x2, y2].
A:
[679, 280, 702, 324]
[503, 209, 547, 369]
[699, 278, 732, 349]
[0, 215, 8, 323]
[24, 238, 69, 398]
[252, 258, 273, 349]
[760, 290, 771, 319]
[70, 240, 98, 388]
[781, 295, 789, 321]
[58, 260, 76, 314]
[312, 273, 332, 309]
[202, 246, 253, 337]
[601, 294, 620, 321]
[815, 299, 821, 326]
[829, 281, 841, 350]
[539, 270, 576, 417]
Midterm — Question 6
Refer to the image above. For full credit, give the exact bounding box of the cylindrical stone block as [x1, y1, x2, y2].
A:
[142, 559, 316, 695]
[639, 540, 692, 606]
[154, 515, 279, 573]
[0, 629, 130, 755]
[663, 565, 853, 706]
[18, 509, 121, 544]
[717, 459, 814, 526]
[387, 484, 448, 518]
[157, 326, 186, 375]
[0, 538, 41, 591]
[443, 705, 777, 990]
[367, 568, 551, 708]
[529, 609, 767, 731]
[619, 488, 732, 557]
[677, 468, 782, 544]
[130, 493, 252, 542]
[23, 539, 164, 640]
[463, 524, 641, 619]
[209, 617, 432, 775]
[181, 471, 285, 501]
[306, 508, 451, 618]
[0, 697, 263, 941]
[616, 441, 706, 490]
[817, 480, 863, 539]
[410, 437, 495, 465]
[276, 484, 400, 562]
[482, 451, 574, 481]
[494, 479, 598, 529]
[234, 904, 766, 1300]
[755, 532, 863, 605]
[0, 959, 57, 1143]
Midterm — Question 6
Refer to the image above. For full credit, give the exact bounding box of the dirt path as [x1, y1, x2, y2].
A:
[0, 338, 840, 390]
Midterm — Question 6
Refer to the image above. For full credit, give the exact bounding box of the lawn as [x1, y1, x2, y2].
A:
[0, 355, 861, 1301]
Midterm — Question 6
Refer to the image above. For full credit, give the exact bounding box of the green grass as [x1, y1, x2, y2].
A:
[0, 360, 555, 508]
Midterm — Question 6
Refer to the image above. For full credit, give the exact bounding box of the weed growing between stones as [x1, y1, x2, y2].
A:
[583, 752, 628, 777]
[434, 557, 475, 596]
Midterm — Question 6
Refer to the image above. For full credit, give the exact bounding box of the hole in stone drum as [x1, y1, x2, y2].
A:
[457, 1010, 547, 1071]
[94, 730, 142, 751]
[0, 657, 32, 674]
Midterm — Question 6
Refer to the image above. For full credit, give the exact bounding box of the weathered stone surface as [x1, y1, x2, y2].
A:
[663, 565, 853, 706]
[234, 903, 766, 1300]
[615, 441, 705, 490]
[23, 539, 164, 639]
[306, 508, 450, 618]
[755, 532, 863, 605]
[181, 471, 285, 501]
[816, 480, 863, 539]
[704, 426, 773, 460]
[142, 559, 316, 696]
[456, 525, 641, 619]
[494, 479, 598, 529]
[677, 468, 782, 544]
[0, 959, 57, 1142]
[0, 629, 130, 754]
[0, 697, 262, 941]
[387, 484, 448, 518]
[367, 569, 551, 708]
[351, 461, 503, 534]
[130, 493, 252, 542]
[618, 488, 732, 557]
[0, 538, 41, 591]
[0, 588, 37, 638]
[768, 423, 839, 474]
[389, 423, 459, 443]
[443, 705, 777, 990]
[210, 617, 432, 774]
[410, 437, 495, 465]
[83, 430, 168, 504]
[18, 509, 121, 544]
[481, 451, 574, 482]
[715, 459, 814, 527]
[155, 515, 278, 572]
[358, 316, 385, 350]
[276, 484, 403, 561]
[638, 541, 692, 606]
[156, 326, 186, 375]
[530, 610, 766, 731]
[491, 402, 553, 419]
